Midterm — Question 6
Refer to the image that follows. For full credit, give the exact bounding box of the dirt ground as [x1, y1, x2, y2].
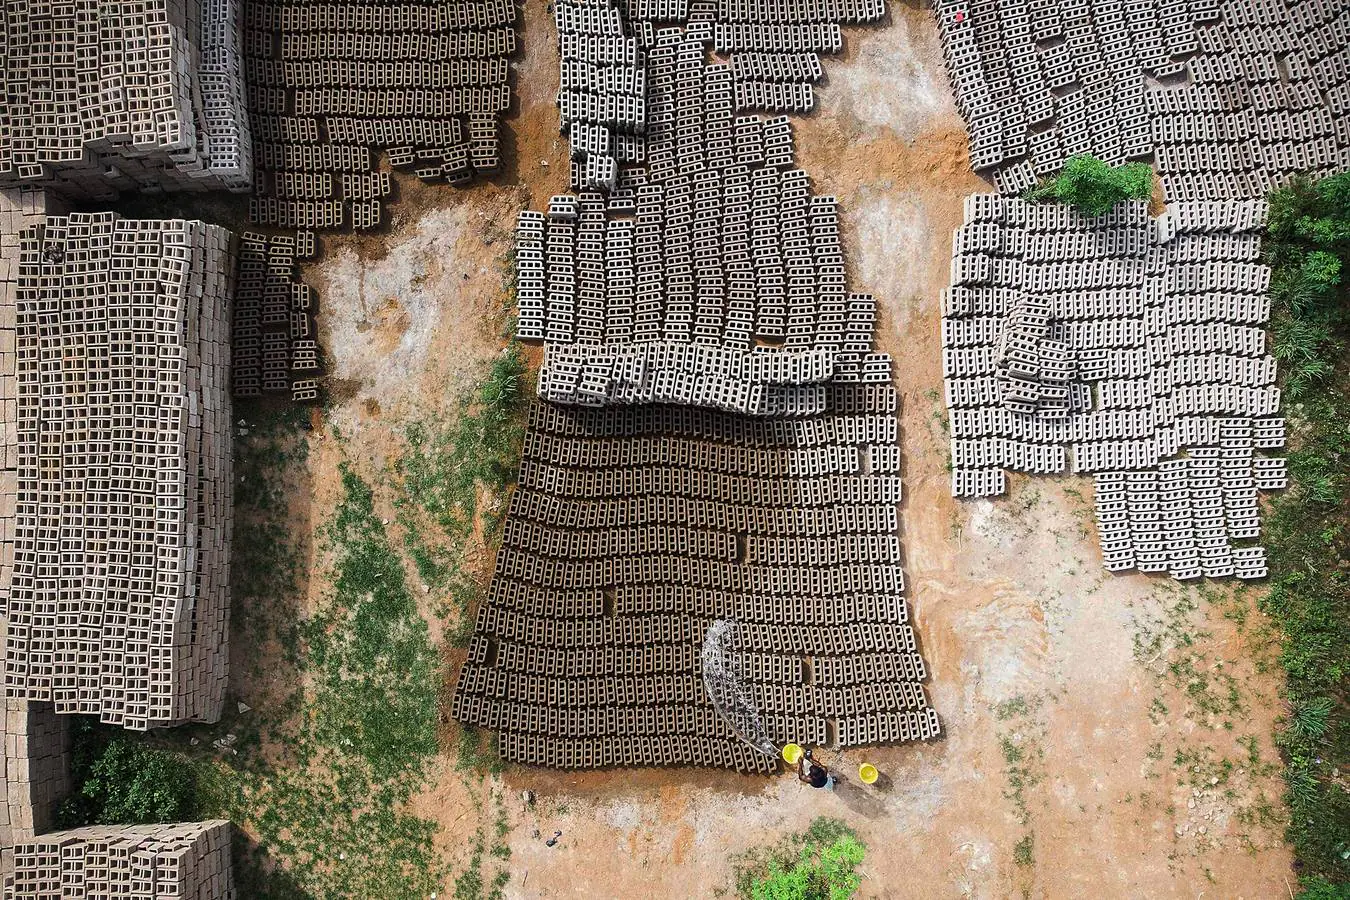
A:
[276, 1, 1297, 896]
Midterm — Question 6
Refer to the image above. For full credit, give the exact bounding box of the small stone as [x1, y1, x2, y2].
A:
[190, 738, 200, 746]
[237, 702, 251, 714]
[541, 159, 550, 167]
[1198, 826, 1207, 835]
[521, 790, 535, 806]
[1187, 799, 1195, 809]
[1210, 777, 1219, 785]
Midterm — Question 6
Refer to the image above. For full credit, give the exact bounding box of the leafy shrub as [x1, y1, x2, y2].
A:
[1026, 155, 1154, 216]
[734, 818, 866, 900]
[58, 721, 197, 827]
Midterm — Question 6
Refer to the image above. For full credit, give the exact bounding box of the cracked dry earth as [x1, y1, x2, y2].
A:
[279, 2, 1295, 897]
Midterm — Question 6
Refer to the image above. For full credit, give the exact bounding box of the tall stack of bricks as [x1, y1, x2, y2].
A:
[0, 700, 71, 869]
[4, 820, 234, 899]
[0, 212, 234, 730]
[0, 0, 252, 199]
[0, 190, 59, 598]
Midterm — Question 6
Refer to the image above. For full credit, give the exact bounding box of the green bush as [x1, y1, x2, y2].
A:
[1026, 154, 1154, 216]
[734, 818, 866, 900]
[58, 722, 198, 827]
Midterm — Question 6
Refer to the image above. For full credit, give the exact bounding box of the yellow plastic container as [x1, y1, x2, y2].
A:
[858, 763, 879, 784]
[782, 743, 804, 765]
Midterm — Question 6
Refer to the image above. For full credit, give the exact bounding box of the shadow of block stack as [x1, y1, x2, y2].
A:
[4, 820, 233, 899]
[0, 0, 251, 199]
[0, 211, 234, 730]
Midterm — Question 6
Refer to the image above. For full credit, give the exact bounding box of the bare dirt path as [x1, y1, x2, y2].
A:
[273, 2, 1296, 896]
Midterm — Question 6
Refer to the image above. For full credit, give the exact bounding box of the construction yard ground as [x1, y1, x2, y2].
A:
[174, 2, 1298, 898]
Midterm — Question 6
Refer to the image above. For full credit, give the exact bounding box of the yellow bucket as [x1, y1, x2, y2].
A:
[782, 743, 804, 765]
[858, 763, 879, 784]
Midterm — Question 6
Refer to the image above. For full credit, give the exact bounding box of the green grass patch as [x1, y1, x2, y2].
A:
[1261, 173, 1350, 892]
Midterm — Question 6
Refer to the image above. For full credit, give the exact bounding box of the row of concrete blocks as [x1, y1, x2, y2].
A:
[485, 578, 908, 625]
[250, 0, 516, 33]
[245, 56, 509, 90]
[290, 85, 511, 118]
[521, 429, 863, 475]
[1099, 541, 1269, 580]
[274, 27, 517, 61]
[458, 694, 745, 739]
[507, 500, 901, 556]
[950, 404, 1284, 447]
[949, 424, 1282, 486]
[496, 731, 779, 772]
[525, 391, 899, 442]
[475, 608, 915, 661]
[504, 518, 736, 562]
[492, 543, 908, 595]
[536, 351, 891, 415]
[232, 231, 321, 402]
[477, 607, 709, 648]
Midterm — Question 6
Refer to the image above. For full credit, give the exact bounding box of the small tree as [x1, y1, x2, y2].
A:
[1027, 154, 1154, 216]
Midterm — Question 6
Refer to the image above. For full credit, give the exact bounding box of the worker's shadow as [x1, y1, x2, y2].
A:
[833, 778, 887, 819]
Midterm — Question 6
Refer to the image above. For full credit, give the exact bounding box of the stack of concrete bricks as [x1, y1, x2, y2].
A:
[0, 213, 234, 729]
[5, 820, 233, 899]
[0, 0, 252, 199]
[940, 194, 1285, 579]
[244, 0, 518, 230]
[231, 231, 321, 402]
[932, 0, 1350, 198]
[453, 384, 939, 771]
[458, 0, 939, 771]
[0, 190, 58, 598]
[522, 1, 892, 415]
[0, 701, 70, 866]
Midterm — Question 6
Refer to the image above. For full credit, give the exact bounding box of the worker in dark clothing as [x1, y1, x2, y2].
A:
[797, 750, 836, 790]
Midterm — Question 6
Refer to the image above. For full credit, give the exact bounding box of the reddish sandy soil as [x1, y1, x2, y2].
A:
[275, 2, 1296, 897]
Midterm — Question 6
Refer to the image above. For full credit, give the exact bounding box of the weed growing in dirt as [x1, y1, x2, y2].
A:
[452, 783, 512, 900]
[994, 699, 1044, 879]
[394, 342, 529, 645]
[398, 344, 528, 536]
[730, 817, 866, 900]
